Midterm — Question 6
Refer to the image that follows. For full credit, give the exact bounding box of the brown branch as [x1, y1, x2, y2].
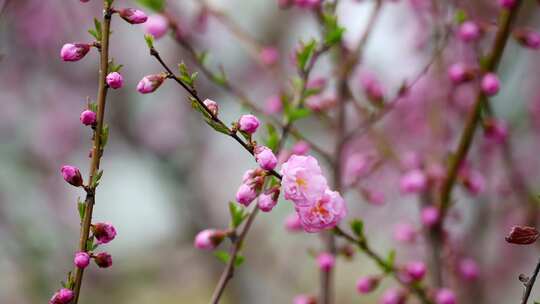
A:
[149, 47, 282, 181]
[521, 256, 540, 304]
[333, 226, 433, 304]
[72, 2, 113, 303]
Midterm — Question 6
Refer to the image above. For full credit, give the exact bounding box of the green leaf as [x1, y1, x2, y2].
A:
[229, 202, 249, 228]
[204, 117, 231, 135]
[350, 219, 364, 238]
[144, 34, 154, 49]
[323, 13, 345, 46]
[296, 39, 317, 72]
[88, 29, 99, 40]
[77, 198, 86, 220]
[136, 0, 166, 12]
[287, 107, 312, 122]
[384, 250, 396, 273]
[94, 18, 102, 40]
[91, 170, 104, 188]
[88, 102, 98, 113]
[86, 238, 94, 251]
[214, 250, 245, 267]
[196, 51, 209, 65]
[454, 9, 467, 24]
[100, 124, 109, 149]
[178, 62, 195, 87]
[263, 124, 279, 152]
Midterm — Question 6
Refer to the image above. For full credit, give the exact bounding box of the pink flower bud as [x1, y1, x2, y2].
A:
[294, 0, 321, 9]
[393, 222, 417, 244]
[194, 229, 226, 250]
[49, 288, 74, 304]
[448, 63, 474, 85]
[380, 288, 407, 304]
[258, 189, 279, 212]
[360, 72, 384, 105]
[238, 114, 260, 134]
[404, 261, 427, 281]
[514, 29, 540, 49]
[307, 77, 327, 91]
[93, 252, 113, 268]
[458, 258, 480, 280]
[399, 169, 427, 194]
[292, 141, 310, 155]
[92, 222, 117, 244]
[461, 169, 486, 195]
[264, 95, 283, 114]
[317, 252, 335, 272]
[293, 295, 317, 304]
[481, 73, 500, 96]
[435, 288, 456, 304]
[259, 47, 279, 66]
[203, 99, 219, 117]
[74, 251, 90, 269]
[137, 74, 166, 94]
[80, 110, 97, 126]
[60, 165, 83, 187]
[106, 72, 123, 89]
[236, 183, 258, 206]
[498, 0, 517, 9]
[80, 0, 90, 2]
[356, 276, 379, 294]
[119, 8, 148, 24]
[421, 206, 440, 227]
[255, 146, 278, 170]
[60, 43, 91, 62]
[505, 225, 540, 245]
[458, 21, 480, 42]
[285, 213, 303, 232]
[143, 14, 169, 39]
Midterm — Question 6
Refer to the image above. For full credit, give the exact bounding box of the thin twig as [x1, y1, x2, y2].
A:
[521, 257, 540, 304]
[72, 2, 113, 303]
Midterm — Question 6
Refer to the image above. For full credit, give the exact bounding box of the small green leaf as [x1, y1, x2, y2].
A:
[263, 124, 279, 152]
[296, 39, 317, 72]
[178, 62, 194, 87]
[93, 18, 102, 40]
[88, 29, 99, 40]
[86, 238, 94, 251]
[77, 198, 86, 220]
[196, 51, 209, 65]
[136, 0, 166, 12]
[100, 124, 109, 149]
[384, 250, 396, 273]
[350, 219, 364, 238]
[287, 108, 312, 122]
[323, 13, 345, 45]
[91, 170, 104, 188]
[214, 250, 245, 266]
[88, 102, 98, 113]
[229, 202, 249, 228]
[454, 9, 467, 24]
[144, 34, 154, 49]
[205, 118, 231, 135]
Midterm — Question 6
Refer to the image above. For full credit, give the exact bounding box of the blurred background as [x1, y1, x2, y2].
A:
[1, 0, 540, 303]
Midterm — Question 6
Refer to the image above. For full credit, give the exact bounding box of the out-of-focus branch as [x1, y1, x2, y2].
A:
[521, 256, 540, 304]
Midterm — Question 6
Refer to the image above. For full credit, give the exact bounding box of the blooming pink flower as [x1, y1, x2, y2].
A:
[399, 169, 427, 194]
[380, 288, 407, 304]
[194, 229, 225, 250]
[459, 258, 480, 280]
[404, 261, 427, 281]
[119, 8, 148, 24]
[255, 146, 278, 170]
[49, 288, 74, 304]
[280, 155, 328, 206]
[421, 206, 440, 227]
[297, 189, 347, 232]
[61, 165, 83, 187]
[435, 288, 456, 304]
[458, 21, 480, 42]
[106, 72, 123, 89]
[238, 114, 260, 134]
[92, 222, 117, 244]
[393, 222, 417, 244]
[74, 251, 90, 269]
[93, 252, 113, 268]
[236, 183, 258, 206]
[60, 43, 90, 62]
[356, 276, 379, 294]
[259, 47, 279, 66]
[498, 0, 516, 9]
[284, 213, 303, 232]
[317, 252, 335, 272]
[137, 74, 166, 94]
[481, 73, 500, 96]
[143, 14, 169, 39]
[203, 99, 219, 117]
[258, 188, 279, 212]
[80, 110, 97, 126]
